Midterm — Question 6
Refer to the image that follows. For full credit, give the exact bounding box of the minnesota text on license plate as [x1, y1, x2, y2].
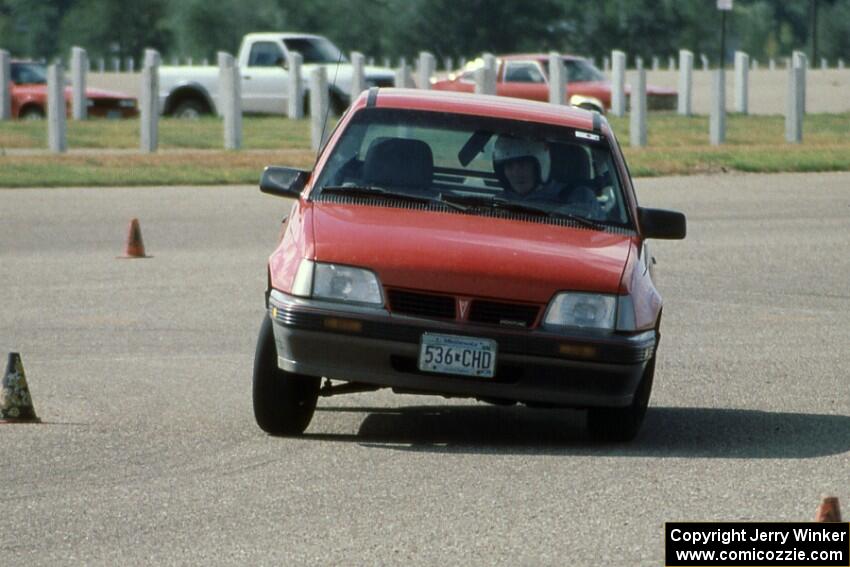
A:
[418, 333, 497, 378]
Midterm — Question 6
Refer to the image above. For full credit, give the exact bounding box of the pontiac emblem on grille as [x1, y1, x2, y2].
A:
[458, 299, 471, 319]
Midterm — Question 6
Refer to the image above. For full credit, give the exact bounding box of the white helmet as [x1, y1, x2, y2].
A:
[492, 136, 550, 186]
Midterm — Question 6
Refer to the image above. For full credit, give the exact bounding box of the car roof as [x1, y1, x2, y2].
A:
[244, 32, 325, 41]
[501, 53, 586, 62]
[368, 88, 599, 132]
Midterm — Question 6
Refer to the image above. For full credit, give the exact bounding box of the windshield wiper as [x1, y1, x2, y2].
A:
[319, 185, 466, 211]
[441, 194, 607, 229]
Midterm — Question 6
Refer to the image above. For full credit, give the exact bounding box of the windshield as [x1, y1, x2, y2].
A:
[10, 62, 47, 84]
[282, 37, 346, 64]
[313, 108, 631, 229]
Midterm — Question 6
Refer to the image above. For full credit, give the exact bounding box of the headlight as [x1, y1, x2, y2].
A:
[543, 292, 617, 330]
[292, 260, 383, 305]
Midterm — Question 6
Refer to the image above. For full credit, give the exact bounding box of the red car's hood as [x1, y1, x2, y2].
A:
[311, 203, 632, 303]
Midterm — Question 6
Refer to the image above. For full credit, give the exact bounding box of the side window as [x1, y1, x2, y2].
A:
[504, 62, 545, 83]
[248, 42, 285, 67]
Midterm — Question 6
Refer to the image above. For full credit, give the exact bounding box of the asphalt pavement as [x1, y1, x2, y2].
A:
[1, 172, 848, 565]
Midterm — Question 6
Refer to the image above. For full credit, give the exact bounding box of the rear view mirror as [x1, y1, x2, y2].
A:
[638, 207, 687, 240]
[260, 166, 310, 198]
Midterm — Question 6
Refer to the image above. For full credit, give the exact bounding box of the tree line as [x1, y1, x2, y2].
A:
[1, 0, 847, 67]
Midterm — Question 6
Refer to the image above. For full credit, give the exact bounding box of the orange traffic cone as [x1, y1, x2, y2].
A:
[119, 217, 150, 258]
[815, 496, 842, 522]
[1, 353, 40, 422]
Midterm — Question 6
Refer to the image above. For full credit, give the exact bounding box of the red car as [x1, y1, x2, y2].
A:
[9, 60, 138, 119]
[432, 54, 677, 113]
[254, 88, 686, 441]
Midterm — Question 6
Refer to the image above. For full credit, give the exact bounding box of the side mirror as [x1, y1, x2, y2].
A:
[638, 207, 687, 240]
[260, 166, 310, 198]
[276, 56, 288, 70]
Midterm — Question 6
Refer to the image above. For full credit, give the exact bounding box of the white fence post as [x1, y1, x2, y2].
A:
[630, 68, 647, 147]
[218, 51, 242, 150]
[47, 64, 67, 153]
[287, 52, 303, 119]
[734, 51, 749, 114]
[651, 56, 659, 71]
[394, 64, 413, 88]
[71, 46, 87, 120]
[668, 56, 676, 71]
[473, 66, 497, 95]
[678, 50, 693, 116]
[417, 51, 435, 89]
[125, 56, 134, 72]
[310, 67, 329, 151]
[611, 50, 626, 117]
[820, 58, 828, 70]
[786, 65, 804, 143]
[700, 53, 710, 71]
[793, 50, 807, 114]
[350, 51, 366, 101]
[548, 52, 565, 105]
[769, 58, 776, 71]
[0, 50, 10, 120]
[710, 69, 726, 145]
[482, 53, 498, 93]
[444, 57, 453, 72]
[839, 59, 845, 70]
[140, 49, 160, 153]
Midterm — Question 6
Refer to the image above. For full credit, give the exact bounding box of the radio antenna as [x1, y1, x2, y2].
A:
[319, 50, 344, 149]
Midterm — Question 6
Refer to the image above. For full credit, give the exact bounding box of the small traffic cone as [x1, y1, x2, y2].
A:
[1, 353, 40, 422]
[815, 496, 842, 522]
[119, 218, 150, 258]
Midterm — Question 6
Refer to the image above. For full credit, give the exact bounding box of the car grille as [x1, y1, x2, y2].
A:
[387, 289, 456, 319]
[386, 289, 541, 328]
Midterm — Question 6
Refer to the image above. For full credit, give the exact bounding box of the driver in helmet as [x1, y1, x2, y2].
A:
[492, 135, 560, 200]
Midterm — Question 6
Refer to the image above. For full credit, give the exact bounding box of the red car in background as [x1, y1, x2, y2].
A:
[9, 60, 138, 119]
[432, 54, 677, 114]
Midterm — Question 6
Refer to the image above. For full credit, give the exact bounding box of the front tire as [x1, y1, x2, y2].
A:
[172, 99, 208, 119]
[587, 354, 655, 442]
[253, 314, 320, 435]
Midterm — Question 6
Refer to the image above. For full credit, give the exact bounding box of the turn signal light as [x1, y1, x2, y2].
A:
[558, 344, 598, 359]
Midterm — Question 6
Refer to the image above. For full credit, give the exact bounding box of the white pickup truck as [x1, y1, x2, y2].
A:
[158, 33, 395, 117]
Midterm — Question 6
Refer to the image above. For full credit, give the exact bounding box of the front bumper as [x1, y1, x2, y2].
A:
[268, 291, 656, 408]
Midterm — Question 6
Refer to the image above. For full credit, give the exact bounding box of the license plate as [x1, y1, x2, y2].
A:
[418, 333, 497, 378]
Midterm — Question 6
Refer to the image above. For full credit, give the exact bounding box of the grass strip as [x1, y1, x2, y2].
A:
[1, 113, 849, 186]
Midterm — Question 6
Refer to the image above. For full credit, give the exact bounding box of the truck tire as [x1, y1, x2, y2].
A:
[172, 99, 208, 119]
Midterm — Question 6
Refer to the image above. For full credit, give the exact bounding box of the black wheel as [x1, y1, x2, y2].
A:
[252, 314, 320, 435]
[20, 106, 45, 120]
[587, 354, 655, 442]
[172, 99, 208, 119]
